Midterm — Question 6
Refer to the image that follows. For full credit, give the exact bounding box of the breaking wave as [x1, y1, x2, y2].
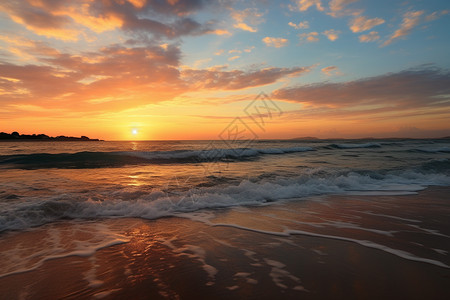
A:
[1, 166, 449, 233]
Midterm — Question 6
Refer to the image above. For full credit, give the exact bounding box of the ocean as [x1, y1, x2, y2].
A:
[1, 139, 449, 298]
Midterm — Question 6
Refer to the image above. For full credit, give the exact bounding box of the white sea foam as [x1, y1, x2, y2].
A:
[206, 222, 450, 269]
[263, 258, 305, 291]
[1, 169, 449, 232]
[84, 256, 104, 288]
[0, 222, 129, 278]
[361, 212, 421, 223]
[172, 244, 217, 285]
[233, 272, 258, 284]
[93, 289, 121, 299]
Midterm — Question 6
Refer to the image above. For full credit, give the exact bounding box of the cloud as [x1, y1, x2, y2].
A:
[182, 66, 312, 90]
[425, 10, 449, 22]
[288, 21, 309, 29]
[192, 58, 212, 68]
[244, 46, 255, 53]
[329, 0, 358, 12]
[381, 9, 449, 47]
[228, 56, 240, 61]
[0, 35, 61, 61]
[272, 67, 450, 110]
[0, 63, 81, 99]
[230, 7, 264, 32]
[0, 1, 81, 40]
[359, 31, 380, 42]
[322, 29, 341, 41]
[382, 11, 424, 47]
[298, 32, 319, 42]
[211, 29, 231, 36]
[0, 36, 313, 112]
[328, 0, 361, 17]
[289, 0, 324, 12]
[349, 16, 385, 33]
[233, 23, 257, 32]
[0, 43, 185, 112]
[121, 15, 212, 38]
[321, 66, 342, 76]
[230, 8, 265, 24]
[0, 0, 224, 40]
[262, 37, 289, 48]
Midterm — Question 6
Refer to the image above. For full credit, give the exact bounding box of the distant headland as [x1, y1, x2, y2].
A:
[0, 132, 102, 141]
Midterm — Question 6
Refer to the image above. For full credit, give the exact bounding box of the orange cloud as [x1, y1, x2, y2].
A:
[0, 34, 314, 117]
[321, 66, 342, 76]
[288, 21, 309, 29]
[328, 0, 361, 17]
[322, 29, 341, 41]
[271, 67, 450, 137]
[230, 8, 264, 33]
[66, 9, 124, 33]
[273, 67, 450, 109]
[359, 31, 380, 42]
[214, 49, 225, 55]
[0, 0, 225, 41]
[382, 11, 424, 47]
[230, 8, 265, 24]
[212, 29, 231, 36]
[244, 46, 255, 53]
[289, 0, 324, 12]
[349, 16, 385, 33]
[233, 23, 257, 32]
[329, 0, 357, 12]
[0, 43, 185, 114]
[262, 37, 289, 48]
[0, 35, 61, 60]
[182, 66, 312, 90]
[425, 10, 449, 21]
[127, 0, 147, 9]
[298, 32, 319, 42]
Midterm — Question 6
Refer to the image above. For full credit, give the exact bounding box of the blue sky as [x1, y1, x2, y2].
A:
[182, 0, 450, 83]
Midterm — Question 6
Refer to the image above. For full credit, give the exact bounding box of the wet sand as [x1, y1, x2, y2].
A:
[0, 187, 449, 299]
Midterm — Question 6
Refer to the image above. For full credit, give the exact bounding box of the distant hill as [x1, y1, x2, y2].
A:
[291, 136, 319, 140]
[0, 132, 102, 141]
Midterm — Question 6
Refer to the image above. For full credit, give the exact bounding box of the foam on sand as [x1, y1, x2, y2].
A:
[0, 222, 130, 278]
[172, 244, 218, 286]
[204, 222, 449, 269]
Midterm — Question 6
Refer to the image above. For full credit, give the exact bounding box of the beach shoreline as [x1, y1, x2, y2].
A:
[1, 186, 449, 299]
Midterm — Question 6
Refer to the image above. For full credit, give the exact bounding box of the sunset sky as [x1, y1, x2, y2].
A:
[1, 0, 449, 140]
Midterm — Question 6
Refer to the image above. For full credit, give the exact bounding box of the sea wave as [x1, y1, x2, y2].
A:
[409, 147, 450, 153]
[327, 142, 382, 149]
[1, 167, 449, 233]
[0, 146, 314, 169]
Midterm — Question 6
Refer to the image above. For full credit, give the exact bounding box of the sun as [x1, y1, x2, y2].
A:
[131, 128, 138, 135]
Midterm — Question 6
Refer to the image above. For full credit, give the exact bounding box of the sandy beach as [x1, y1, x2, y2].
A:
[1, 187, 449, 299]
